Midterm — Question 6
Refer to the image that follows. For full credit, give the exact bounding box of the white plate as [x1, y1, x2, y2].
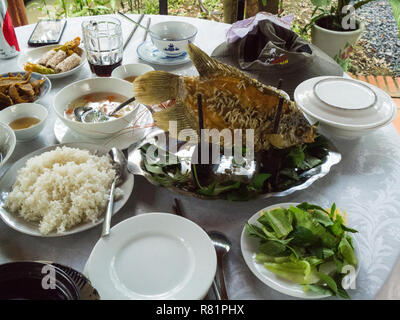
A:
[241, 202, 359, 299]
[137, 41, 191, 66]
[54, 104, 154, 150]
[18, 45, 87, 80]
[84, 212, 216, 300]
[294, 76, 396, 130]
[0, 142, 134, 237]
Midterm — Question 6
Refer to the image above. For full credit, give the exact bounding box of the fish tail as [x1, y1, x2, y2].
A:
[133, 71, 180, 105]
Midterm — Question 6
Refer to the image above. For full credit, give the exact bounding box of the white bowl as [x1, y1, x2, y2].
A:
[150, 21, 197, 57]
[53, 78, 138, 139]
[111, 63, 154, 82]
[18, 45, 87, 80]
[0, 122, 16, 169]
[0, 103, 48, 142]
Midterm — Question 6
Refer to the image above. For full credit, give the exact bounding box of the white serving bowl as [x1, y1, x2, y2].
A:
[0, 103, 48, 142]
[111, 63, 154, 82]
[0, 121, 16, 169]
[150, 21, 197, 57]
[295, 76, 397, 139]
[53, 78, 138, 139]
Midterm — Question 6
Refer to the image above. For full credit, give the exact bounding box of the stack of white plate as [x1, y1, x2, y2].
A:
[294, 76, 397, 139]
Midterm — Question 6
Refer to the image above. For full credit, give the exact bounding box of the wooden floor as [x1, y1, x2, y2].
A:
[350, 75, 400, 135]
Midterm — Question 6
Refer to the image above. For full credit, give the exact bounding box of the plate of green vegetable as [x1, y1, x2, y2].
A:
[241, 202, 359, 299]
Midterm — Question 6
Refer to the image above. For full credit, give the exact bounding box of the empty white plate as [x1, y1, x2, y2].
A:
[241, 202, 359, 299]
[295, 76, 396, 130]
[85, 212, 216, 299]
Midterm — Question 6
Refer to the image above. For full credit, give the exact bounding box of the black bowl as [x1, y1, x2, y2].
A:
[0, 262, 81, 300]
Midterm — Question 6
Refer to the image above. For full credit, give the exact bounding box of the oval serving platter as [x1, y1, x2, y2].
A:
[0, 142, 134, 237]
[127, 130, 342, 201]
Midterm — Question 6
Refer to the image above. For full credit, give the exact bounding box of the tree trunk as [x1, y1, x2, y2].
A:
[224, 0, 238, 24]
[245, 0, 279, 18]
[7, 0, 28, 27]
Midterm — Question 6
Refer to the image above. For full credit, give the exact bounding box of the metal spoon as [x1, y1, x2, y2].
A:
[74, 97, 136, 122]
[101, 148, 127, 237]
[208, 230, 231, 300]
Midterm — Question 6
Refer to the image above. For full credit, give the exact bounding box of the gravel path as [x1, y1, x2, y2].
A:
[356, 0, 400, 76]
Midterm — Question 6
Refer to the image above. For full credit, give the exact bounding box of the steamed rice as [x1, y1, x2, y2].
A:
[5, 146, 118, 235]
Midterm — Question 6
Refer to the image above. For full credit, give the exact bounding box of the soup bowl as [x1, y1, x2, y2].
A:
[0, 103, 48, 142]
[53, 78, 138, 139]
[149, 21, 197, 57]
[111, 63, 154, 83]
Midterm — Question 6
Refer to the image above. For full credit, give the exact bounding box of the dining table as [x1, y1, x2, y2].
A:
[1, 13, 400, 300]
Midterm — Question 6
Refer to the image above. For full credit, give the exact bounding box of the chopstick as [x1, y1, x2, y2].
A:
[143, 18, 151, 42]
[118, 12, 154, 36]
[123, 13, 144, 50]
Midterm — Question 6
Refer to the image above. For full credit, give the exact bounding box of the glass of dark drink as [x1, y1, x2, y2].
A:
[82, 17, 123, 77]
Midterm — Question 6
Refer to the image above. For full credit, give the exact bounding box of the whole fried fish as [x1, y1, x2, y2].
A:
[133, 44, 315, 151]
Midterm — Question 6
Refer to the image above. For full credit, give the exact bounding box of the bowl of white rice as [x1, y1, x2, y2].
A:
[0, 143, 134, 236]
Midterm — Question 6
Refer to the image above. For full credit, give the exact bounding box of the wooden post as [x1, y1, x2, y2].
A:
[245, 0, 279, 18]
[223, 0, 238, 24]
[7, 0, 28, 27]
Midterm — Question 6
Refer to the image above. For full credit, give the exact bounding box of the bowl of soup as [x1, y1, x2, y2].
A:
[111, 63, 154, 83]
[53, 78, 139, 139]
[149, 21, 197, 57]
[0, 103, 48, 142]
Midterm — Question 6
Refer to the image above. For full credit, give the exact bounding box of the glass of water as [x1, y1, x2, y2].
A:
[81, 17, 123, 77]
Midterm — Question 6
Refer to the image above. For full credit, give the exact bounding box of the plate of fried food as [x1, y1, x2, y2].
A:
[0, 71, 51, 108]
[18, 37, 86, 80]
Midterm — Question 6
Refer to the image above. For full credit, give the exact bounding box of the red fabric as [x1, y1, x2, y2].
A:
[2, 10, 20, 51]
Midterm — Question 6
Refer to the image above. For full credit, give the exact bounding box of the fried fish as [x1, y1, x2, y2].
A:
[133, 44, 315, 151]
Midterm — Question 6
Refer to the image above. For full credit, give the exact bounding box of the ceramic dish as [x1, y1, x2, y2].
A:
[0, 121, 16, 170]
[0, 142, 134, 237]
[111, 63, 154, 82]
[149, 21, 197, 57]
[17, 45, 87, 80]
[1, 72, 51, 104]
[137, 41, 191, 66]
[53, 103, 155, 150]
[240, 202, 359, 299]
[294, 76, 396, 130]
[84, 212, 216, 300]
[53, 77, 139, 139]
[0, 103, 48, 141]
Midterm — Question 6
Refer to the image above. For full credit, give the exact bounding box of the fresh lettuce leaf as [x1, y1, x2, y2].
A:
[264, 260, 319, 284]
[262, 208, 293, 239]
[338, 237, 358, 267]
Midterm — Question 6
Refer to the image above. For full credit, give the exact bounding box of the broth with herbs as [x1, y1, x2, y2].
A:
[65, 92, 134, 123]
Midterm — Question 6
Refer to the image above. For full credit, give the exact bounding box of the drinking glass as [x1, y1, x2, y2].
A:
[81, 17, 123, 77]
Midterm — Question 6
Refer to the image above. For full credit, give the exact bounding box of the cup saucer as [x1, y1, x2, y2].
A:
[136, 41, 191, 66]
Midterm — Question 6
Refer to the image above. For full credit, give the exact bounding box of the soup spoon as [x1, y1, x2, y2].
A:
[102, 147, 127, 237]
[74, 97, 136, 122]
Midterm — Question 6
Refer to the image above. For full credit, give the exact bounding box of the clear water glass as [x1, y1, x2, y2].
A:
[81, 17, 123, 77]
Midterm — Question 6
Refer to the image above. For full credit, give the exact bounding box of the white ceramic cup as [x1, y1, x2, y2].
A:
[150, 21, 197, 57]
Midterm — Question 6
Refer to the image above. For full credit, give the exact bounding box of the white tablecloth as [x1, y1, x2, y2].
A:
[1, 14, 400, 300]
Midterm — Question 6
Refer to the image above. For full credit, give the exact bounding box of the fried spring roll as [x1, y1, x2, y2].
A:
[37, 49, 57, 65]
[55, 53, 81, 73]
[46, 50, 67, 69]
